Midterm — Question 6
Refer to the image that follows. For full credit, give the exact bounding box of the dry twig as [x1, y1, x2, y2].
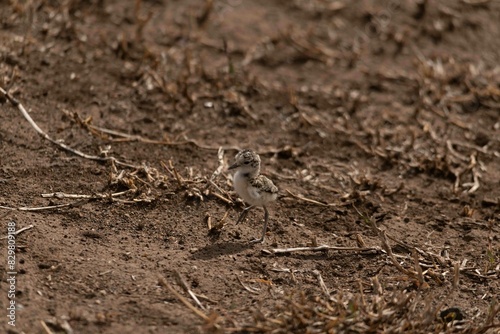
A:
[312, 270, 331, 300]
[40, 320, 55, 334]
[264, 244, 381, 255]
[68, 109, 241, 152]
[284, 189, 334, 207]
[453, 261, 460, 290]
[204, 147, 225, 190]
[0, 202, 87, 211]
[413, 249, 429, 289]
[0, 224, 34, 239]
[363, 209, 417, 277]
[173, 270, 206, 311]
[41, 190, 133, 199]
[0, 87, 139, 168]
[235, 275, 260, 294]
[207, 181, 234, 205]
[158, 276, 210, 321]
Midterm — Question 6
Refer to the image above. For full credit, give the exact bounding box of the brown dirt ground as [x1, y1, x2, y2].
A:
[1, 0, 499, 333]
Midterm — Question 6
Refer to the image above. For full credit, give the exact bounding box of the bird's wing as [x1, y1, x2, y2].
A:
[251, 175, 278, 194]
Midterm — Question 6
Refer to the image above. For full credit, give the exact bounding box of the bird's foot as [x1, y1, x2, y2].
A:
[249, 237, 265, 244]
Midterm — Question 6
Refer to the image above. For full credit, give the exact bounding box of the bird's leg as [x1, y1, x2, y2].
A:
[250, 206, 269, 244]
[236, 205, 254, 225]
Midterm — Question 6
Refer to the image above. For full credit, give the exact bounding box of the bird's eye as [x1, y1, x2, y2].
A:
[244, 161, 250, 165]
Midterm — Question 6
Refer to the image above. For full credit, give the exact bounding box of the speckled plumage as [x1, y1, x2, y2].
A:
[228, 149, 278, 243]
[249, 176, 279, 195]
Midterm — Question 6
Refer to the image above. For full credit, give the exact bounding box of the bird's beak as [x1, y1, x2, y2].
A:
[228, 162, 238, 170]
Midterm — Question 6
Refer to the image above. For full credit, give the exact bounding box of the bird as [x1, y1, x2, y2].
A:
[228, 149, 278, 243]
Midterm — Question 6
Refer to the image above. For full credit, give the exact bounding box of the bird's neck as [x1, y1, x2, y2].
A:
[237, 168, 260, 180]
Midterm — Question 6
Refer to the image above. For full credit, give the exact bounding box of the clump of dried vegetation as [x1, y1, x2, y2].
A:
[235, 290, 498, 334]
